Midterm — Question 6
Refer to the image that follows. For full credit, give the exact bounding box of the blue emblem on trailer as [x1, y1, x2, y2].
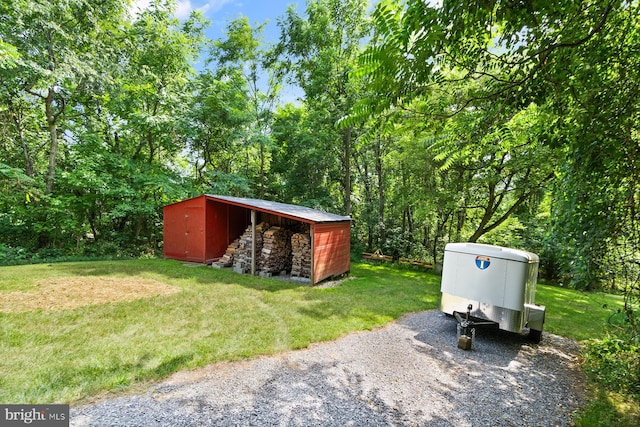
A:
[475, 256, 490, 270]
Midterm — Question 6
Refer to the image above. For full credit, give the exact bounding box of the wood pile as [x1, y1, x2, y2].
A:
[212, 239, 239, 268]
[213, 222, 315, 279]
[290, 232, 311, 279]
[259, 226, 292, 274]
[231, 222, 269, 273]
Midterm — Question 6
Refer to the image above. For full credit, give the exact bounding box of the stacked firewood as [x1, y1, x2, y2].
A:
[232, 222, 269, 273]
[259, 226, 292, 274]
[212, 239, 239, 268]
[290, 232, 311, 278]
[214, 222, 314, 278]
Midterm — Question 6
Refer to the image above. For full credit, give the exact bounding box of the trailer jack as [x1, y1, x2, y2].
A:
[453, 304, 497, 350]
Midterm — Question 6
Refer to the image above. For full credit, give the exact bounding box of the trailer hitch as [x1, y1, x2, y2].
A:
[453, 304, 497, 350]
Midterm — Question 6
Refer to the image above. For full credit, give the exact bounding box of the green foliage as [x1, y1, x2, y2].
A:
[208, 16, 279, 199]
[0, 0, 639, 421]
[184, 70, 251, 188]
[575, 389, 640, 427]
[0, 244, 30, 265]
[0, 0, 202, 259]
[583, 338, 640, 398]
[270, 103, 338, 208]
[0, 40, 20, 69]
[272, 0, 372, 214]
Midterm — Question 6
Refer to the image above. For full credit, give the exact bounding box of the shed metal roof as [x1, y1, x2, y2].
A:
[206, 195, 351, 224]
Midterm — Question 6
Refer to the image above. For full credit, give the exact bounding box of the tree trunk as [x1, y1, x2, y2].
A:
[434, 210, 452, 263]
[45, 88, 58, 194]
[343, 126, 352, 216]
[375, 135, 386, 246]
[11, 108, 34, 177]
[147, 131, 155, 164]
[405, 205, 414, 253]
[360, 154, 374, 250]
[259, 137, 265, 199]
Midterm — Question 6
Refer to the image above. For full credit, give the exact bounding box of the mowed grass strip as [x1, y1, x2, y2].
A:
[535, 283, 627, 341]
[0, 260, 440, 404]
[0, 259, 626, 405]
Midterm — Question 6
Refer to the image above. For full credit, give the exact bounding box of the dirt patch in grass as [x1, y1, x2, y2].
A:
[0, 277, 180, 313]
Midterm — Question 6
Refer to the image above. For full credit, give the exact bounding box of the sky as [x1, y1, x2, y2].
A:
[134, 0, 304, 44]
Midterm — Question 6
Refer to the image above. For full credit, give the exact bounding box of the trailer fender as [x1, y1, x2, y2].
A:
[525, 303, 546, 332]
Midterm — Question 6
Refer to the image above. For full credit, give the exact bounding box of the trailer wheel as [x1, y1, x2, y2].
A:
[529, 329, 542, 343]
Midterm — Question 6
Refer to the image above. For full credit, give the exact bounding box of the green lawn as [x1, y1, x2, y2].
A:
[536, 282, 626, 341]
[0, 260, 439, 404]
[0, 259, 629, 410]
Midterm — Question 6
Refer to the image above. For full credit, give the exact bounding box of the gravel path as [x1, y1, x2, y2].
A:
[71, 310, 585, 426]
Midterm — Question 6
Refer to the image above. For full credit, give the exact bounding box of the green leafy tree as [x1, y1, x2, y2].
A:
[0, 40, 20, 70]
[183, 69, 251, 194]
[351, 0, 639, 287]
[272, 0, 371, 215]
[0, 0, 207, 256]
[270, 103, 338, 208]
[67, 1, 207, 248]
[0, 0, 128, 194]
[208, 17, 280, 198]
[0, 0, 130, 250]
[431, 102, 557, 243]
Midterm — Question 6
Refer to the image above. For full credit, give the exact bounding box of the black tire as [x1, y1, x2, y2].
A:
[529, 329, 542, 343]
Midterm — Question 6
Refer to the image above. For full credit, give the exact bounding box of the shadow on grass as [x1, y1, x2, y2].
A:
[147, 354, 196, 380]
[71, 311, 585, 426]
[289, 264, 442, 322]
[52, 259, 304, 291]
[7, 259, 443, 404]
[576, 387, 640, 427]
[536, 284, 624, 341]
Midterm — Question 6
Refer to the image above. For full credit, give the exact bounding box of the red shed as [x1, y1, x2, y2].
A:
[163, 195, 351, 284]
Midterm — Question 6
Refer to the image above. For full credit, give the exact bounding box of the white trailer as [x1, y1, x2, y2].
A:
[440, 243, 546, 347]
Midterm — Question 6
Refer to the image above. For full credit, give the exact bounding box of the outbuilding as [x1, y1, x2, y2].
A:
[163, 195, 351, 284]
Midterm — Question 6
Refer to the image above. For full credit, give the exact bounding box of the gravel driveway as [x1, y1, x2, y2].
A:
[71, 310, 585, 426]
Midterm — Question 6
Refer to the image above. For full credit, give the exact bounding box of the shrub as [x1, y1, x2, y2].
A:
[0, 244, 30, 265]
[583, 337, 640, 398]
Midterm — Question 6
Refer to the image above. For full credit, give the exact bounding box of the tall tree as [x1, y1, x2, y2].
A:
[273, 0, 371, 215]
[0, 0, 131, 249]
[270, 103, 338, 208]
[72, 1, 207, 243]
[0, 0, 128, 194]
[184, 68, 252, 195]
[0, 0, 207, 254]
[429, 101, 557, 243]
[209, 17, 280, 199]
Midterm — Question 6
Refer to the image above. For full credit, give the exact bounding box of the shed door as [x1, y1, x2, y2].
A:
[184, 206, 206, 262]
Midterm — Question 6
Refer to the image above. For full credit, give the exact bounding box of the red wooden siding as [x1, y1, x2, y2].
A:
[206, 200, 251, 261]
[205, 200, 228, 262]
[312, 222, 351, 283]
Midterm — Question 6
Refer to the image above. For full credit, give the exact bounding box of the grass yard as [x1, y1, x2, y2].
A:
[0, 258, 632, 421]
[536, 282, 626, 341]
[0, 259, 440, 404]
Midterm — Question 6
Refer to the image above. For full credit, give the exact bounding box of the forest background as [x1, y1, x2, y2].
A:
[0, 0, 638, 338]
